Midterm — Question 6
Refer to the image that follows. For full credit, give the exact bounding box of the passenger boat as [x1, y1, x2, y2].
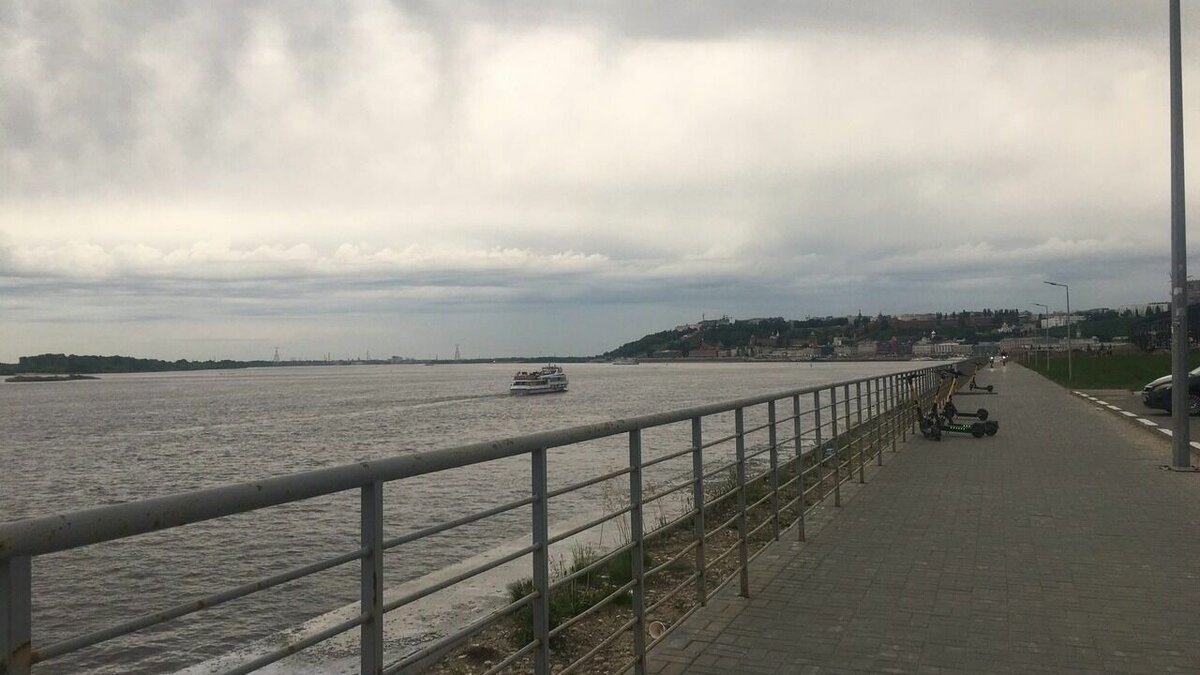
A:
[510, 365, 568, 395]
[611, 357, 639, 365]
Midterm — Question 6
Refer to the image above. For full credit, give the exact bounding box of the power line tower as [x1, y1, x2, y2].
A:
[272, 347, 281, 365]
[454, 344, 461, 361]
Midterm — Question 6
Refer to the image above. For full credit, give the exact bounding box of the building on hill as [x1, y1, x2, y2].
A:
[876, 338, 912, 356]
[1041, 314, 1082, 329]
[749, 334, 777, 348]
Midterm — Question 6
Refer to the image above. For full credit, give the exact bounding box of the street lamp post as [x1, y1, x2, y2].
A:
[1044, 281, 1071, 381]
[1033, 303, 1050, 370]
[1169, 0, 1190, 469]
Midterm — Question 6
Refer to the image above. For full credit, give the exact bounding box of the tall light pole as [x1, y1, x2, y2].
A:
[1034, 303, 1050, 369]
[1044, 281, 1071, 381]
[1169, 0, 1190, 469]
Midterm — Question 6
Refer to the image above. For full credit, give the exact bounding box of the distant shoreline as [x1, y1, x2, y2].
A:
[1, 353, 958, 377]
[5, 374, 100, 383]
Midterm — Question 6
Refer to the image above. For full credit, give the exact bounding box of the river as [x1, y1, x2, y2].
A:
[0, 361, 917, 673]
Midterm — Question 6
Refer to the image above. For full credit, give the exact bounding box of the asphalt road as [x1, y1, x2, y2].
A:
[1080, 386, 1200, 439]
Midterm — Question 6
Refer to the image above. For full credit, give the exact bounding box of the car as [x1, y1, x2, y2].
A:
[1141, 365, 1200, 415]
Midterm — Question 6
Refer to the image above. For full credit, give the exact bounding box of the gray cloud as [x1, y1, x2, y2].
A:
[1, 1, 1197, 360]
[396, 1, 1164, 44]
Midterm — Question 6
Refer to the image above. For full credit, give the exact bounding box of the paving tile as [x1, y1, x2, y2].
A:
[643, 366, 1200, 674]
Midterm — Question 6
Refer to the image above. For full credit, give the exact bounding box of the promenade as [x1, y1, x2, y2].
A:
[647, 365, 1200, 674]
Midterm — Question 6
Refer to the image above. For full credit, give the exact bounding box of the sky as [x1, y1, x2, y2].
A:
[3, 1, 1200, 361]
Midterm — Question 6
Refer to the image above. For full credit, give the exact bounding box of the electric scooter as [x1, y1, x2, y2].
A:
[906, 367, 999, 440]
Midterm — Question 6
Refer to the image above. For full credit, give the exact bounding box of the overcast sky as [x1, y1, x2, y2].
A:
[3, 1, 1200, 361]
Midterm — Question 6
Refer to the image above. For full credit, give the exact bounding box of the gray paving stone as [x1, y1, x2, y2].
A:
[645, 365, 1200, 674]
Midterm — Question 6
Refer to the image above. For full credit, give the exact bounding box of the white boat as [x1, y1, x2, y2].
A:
[611, 357, 639, 365]
[510, 365, 568, 395]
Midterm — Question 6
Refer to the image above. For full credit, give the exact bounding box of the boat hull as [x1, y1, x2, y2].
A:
[509, 384, 568, 395]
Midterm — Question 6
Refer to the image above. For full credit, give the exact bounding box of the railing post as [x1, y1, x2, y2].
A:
[830, 387, 841, 507]
[793, 394, 806, 542]
[855, 382, 865, 482]
[905, 375, 914, 438]
[841, 384, 855, 486]
[531, 448, 551, 675]
[923, 371, 931, 422]
[1, 555, 32, 675]
[812, 391, 824, 507]
[913, 373, 922, 434]
[735, 407, 750, 597]
[629, 430, 647, 674]
[890, 375, 899, 452]
[768, 400, 780, 541]
[691, 417, 707, 606]
[868, 379, 881, 466]
[360, 482, 385, 675]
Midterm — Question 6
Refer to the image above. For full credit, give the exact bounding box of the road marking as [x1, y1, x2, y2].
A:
[1075, 393, 1198, 449]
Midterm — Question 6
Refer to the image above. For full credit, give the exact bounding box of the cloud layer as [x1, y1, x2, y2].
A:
[2, 1, 1198, 359]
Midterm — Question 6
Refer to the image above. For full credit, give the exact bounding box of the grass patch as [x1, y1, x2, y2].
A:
[506, 543, 651, 646]
[1023, 351, 1200, 390]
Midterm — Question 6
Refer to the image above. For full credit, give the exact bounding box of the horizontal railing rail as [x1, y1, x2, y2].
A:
[1, 360, 966, 675]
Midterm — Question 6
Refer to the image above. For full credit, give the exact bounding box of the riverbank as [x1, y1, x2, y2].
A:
[4, 374, 99, 383]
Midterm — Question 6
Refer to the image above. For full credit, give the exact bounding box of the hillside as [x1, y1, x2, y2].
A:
[604, 307, 1170, 359]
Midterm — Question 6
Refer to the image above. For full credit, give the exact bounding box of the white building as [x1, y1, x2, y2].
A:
[1041, 314, 1082, 329]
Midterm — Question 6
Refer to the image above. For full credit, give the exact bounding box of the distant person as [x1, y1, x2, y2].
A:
[989, 355, 995, 369]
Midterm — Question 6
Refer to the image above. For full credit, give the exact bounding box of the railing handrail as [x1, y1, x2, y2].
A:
[0, 368, 920, 560]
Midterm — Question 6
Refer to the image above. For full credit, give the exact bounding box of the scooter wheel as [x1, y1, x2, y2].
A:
[984, 420, 999, 436]
[970, 422, 986, 438]
[976, 408, 989, 421]
[986, 385, 994, 392]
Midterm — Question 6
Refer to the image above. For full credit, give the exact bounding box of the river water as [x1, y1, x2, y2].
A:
[0, 361, 916, 673]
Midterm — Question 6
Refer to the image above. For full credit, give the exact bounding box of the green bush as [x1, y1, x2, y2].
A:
[606, 549, 653, 590]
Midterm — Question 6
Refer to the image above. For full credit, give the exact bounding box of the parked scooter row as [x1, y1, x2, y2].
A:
[905, 361, 999, 441]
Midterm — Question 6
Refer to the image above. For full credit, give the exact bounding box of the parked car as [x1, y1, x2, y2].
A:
[1141, 365, 1200, 415]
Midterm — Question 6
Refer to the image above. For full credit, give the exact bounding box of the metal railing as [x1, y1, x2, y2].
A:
[1, 363, 948, 675]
